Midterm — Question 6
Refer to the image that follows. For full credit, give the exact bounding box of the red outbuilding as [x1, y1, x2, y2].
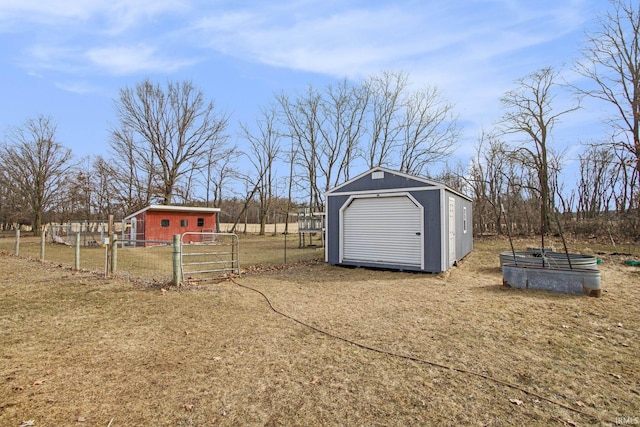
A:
[123, 205, 220, 245]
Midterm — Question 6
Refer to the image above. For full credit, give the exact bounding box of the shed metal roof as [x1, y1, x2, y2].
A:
[326, 166, 472, 202]
[124, 204, 221, 220]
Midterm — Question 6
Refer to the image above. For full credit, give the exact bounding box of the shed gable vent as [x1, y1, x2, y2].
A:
[371, 171, 384, 180]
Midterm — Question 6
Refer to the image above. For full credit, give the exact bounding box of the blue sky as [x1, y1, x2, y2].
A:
[0, 0, 610, 180]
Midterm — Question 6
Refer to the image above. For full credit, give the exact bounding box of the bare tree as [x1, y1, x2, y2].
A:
[64, 158, 94, 220]
[576, 145, 616, 219]
[0, 160, 24, 228]
[277, 88, 323, 210]
[112, 79, 230, 205]
[316, 78, 368, 189]
[278, 80, 369, 211]
[109, 125, 156, 212]
[240, 106, 281, 235]
[467, 132, 511, 234]
[361, 71, 461, 176]
[364, 71, 408, 168]
[429, 161, 467, 193]
[89, 155, 124, 218]
[0, 115, 73, 235]
[202, 145, 240, 208]
[277, 71, 459, 212]
[561, 143, 637, 238]
[575, 0, 640, 208]
[398, 85, 460, 175]
[500, 67, 579, 237]
[607, 142, 639, 215]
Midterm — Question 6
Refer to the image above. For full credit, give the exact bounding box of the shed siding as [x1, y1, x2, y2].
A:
[326, 194, 349, 265]
[326, 167, 472, 273]
[409, 189, 443, 272]
[335, 171, 434, 193]
[327, 188, 444, 272]
[142, 211, 216, 243]
[453, 192, 473, 259]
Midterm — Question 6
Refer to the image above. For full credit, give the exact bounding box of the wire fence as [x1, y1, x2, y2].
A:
[0, 230, 174, 284]
[112, 239, 174, 282]
[0, 228, 324, 284]
[49, 222, 109, 247]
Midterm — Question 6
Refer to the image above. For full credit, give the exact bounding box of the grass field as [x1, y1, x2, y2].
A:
[0, 235, 639, 426]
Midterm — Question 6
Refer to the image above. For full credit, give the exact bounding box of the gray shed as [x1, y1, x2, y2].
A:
[325, 167, 473, 273]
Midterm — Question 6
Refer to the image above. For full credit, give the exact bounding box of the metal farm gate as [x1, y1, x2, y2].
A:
[180, 232, 240, 283]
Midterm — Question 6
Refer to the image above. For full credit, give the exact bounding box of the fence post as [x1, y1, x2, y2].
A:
[15, 228, 20, 256]
[110, 233, 118, 275]
[40, 229, 46, 260]
[75, 233, 81, 270]
[172, 234, 182, 286]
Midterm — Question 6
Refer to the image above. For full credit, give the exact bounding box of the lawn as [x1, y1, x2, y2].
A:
[0, 235, 638, 426]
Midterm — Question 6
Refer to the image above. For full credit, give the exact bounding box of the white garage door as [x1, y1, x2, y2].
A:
[342, 195, 423, 267]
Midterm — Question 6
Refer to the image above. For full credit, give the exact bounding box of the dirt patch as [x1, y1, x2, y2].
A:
[0, 237, 639, 426]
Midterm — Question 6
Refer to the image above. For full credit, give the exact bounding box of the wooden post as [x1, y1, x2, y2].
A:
[232, 234, 240, 276]
[75, 232, 81, 270]
[105, 215, 114, 277]
[172, 234, 182, 286]
[110, 233, 118, 275]
[15, 227, 20, 256]
[40, 228, 46, 260]
[284, 230, 287, 265]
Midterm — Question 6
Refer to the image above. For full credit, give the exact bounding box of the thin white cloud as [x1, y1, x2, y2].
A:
[0, 0, 188, 33]
[185, 0, 597, 156]
[25, 44, 85, 73]
[85, 45, 198, 75]
[181, 0, 593, 150]
[3, 0, 593, 81]
[0, 0, 95, 23]
[54, 80, 102, 95]
[193, 0, 592, 82]
[1, 0, 597, 111]
[194, 5, 469, 76]
[1, 0, 195, 76]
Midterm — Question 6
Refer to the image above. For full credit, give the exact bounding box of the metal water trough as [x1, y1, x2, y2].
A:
[499, 249, 598, 270]
[502, 263, 602, 297]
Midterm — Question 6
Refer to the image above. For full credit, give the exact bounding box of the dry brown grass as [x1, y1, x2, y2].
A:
[0, 235, 639, 426]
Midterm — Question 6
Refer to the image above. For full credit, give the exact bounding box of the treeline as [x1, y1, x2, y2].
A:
[0, 70, 461, 236]
[462, 133, 639, 240]
[0, 0, 638, 242]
